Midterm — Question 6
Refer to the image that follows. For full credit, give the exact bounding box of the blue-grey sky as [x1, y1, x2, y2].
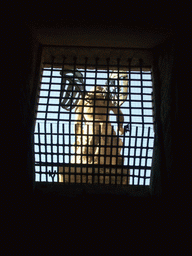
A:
[34, 68, 154, 185]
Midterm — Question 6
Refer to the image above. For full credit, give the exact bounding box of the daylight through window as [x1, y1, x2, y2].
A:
[34, 54, 154, 185]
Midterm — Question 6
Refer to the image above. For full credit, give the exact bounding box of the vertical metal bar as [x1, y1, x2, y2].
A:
[140, 59, 145, 127]
[74, 124, 77, 184]
[139, 59, 144, 185]
[57, 121, 60, 183]
[98, 124, 101, 184]
[133, 126, 138, 185]
[62, 123, 65, 183]
[127, 59, 132, 170]
[93, 58, 99, 183]
[69, 119, 71, 184]
[80, 121, 83, 184]
[44, 122, 48, 182]
[74, 58, 77, 184]
[121, 126, 126, 185]
[45, 57, 54, 122]
[38, 123, 42, 182]
[110, 126, 114, 185]
[44, 58, 54, 182]
[105, 58, 110, 184]
[125, 130, 130, 185]
[58, 57, 66, 183]
[59, 57, 66, 121]
[80, 102, 83, 184]
[115, 58, 120, 185]
[83, 57, 88, 184]
[151, 91, 155, 131]
[138, 127, 144, 185]
[87, 125, 89, 184]
[144, 127, 151, 185]
[57, 124, 59, 182]
[50, 123, 53, 182]
[69, 58, 76, 183]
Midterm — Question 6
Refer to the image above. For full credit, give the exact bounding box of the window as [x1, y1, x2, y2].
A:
[34, 46, 154, 187]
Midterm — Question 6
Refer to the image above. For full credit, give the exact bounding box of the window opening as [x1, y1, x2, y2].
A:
[34, 55, 154, 186]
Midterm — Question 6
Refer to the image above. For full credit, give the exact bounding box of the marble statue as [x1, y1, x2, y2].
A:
[59, 70, 129, 184]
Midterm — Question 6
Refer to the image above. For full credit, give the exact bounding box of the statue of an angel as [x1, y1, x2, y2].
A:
[59, 70, 129, 184]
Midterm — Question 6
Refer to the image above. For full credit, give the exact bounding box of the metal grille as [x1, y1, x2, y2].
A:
[34, 55, 154, 186]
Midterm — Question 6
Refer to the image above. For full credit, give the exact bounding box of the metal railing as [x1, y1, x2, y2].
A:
[34, 56, 154, 186]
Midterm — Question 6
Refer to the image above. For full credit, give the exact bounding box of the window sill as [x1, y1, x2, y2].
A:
[34, 182, 151, 198]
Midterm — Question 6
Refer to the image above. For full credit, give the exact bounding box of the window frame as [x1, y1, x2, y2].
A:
[32, 45, 155, 197]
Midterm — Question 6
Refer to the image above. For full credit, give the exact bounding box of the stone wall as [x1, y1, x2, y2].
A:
[14, 21, 178, 199]
[150, 40, 178, 197]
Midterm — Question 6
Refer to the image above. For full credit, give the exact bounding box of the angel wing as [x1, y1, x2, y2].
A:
[60, 70, 85, 111]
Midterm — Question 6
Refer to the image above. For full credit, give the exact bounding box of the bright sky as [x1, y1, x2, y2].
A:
[34, 68, 154, 185]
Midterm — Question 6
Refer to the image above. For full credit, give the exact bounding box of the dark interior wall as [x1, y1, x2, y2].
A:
[150, 40, 179, 198]
[7, 18, 186, 250]
[15, 19, 179, 203]
[15, 28, 38, 200]
[31, 20, 174, 48]
[157, 42, 179, 196]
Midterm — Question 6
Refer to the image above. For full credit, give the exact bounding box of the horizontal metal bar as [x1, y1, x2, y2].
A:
[34, 155, 153, 161]
[34, 162, 151, 170]
[35, 173, 150, 179]
[36, 103, 154, 109]
[35, 171, 150, 179]
[41, 75, 152, 81]
[42, 65, 151, 71]
[33, 136, 154, 141]
[43, 61, 151, 68]
[36, 110, 154, 117]
[34, 132, 154, 137]
[36, 107, 152, 112]
[39, 89, 153, 96]
[38, 97, 152, 102]
[34, 149, 154, 154]
[37, 96, 153, 103]
[42, 67, 152, 72]
[35, 111, 153, 116]
[35, 118, 154, 124]
[34, 129, 154, 135]
[34, 144, 154, 150]
[40, 83, 152, 88]
[34, 147, 154, 154]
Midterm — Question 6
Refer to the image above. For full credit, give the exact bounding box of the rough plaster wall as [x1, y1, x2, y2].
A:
[150, 41, 177, 197]
[158, 43, 176, 183]
[17, 31, 41, 195]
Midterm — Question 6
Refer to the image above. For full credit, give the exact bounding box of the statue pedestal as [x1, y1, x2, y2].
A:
[59, 166, 129, 185]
